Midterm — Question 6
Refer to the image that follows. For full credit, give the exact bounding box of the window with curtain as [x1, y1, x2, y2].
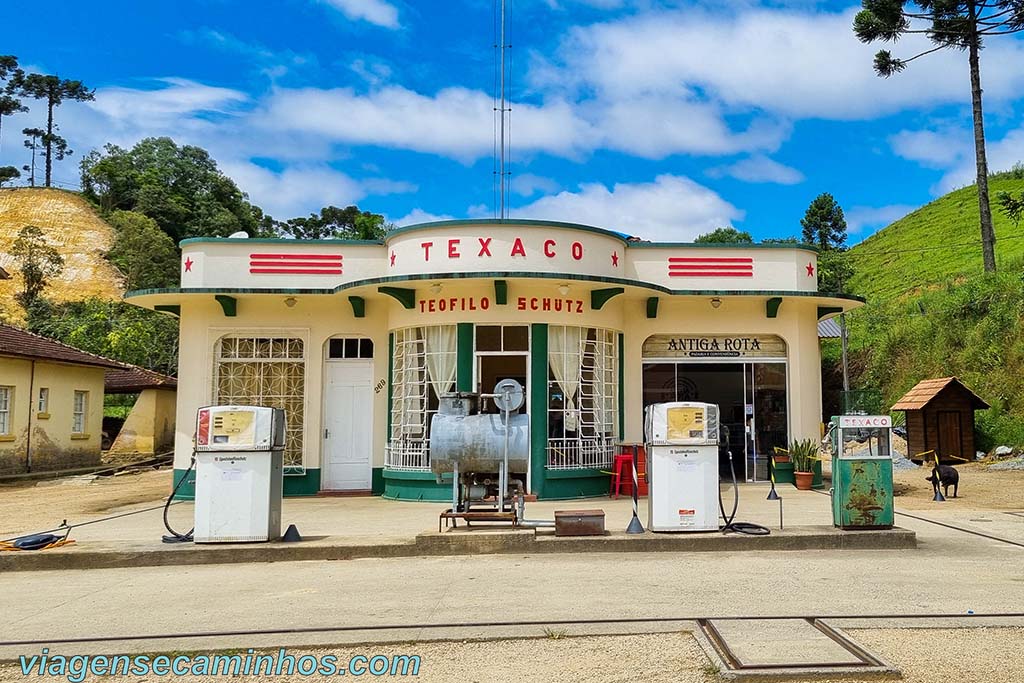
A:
[386, 325, 457, 470]
[72, 391, 88, 434]
[214, 336, 306, 469]
[0, 386, 12, 435]
[547, 326, 617, 470]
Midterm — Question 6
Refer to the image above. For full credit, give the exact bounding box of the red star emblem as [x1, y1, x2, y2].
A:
[611, 251, 619, 267]
[805, 262, 815, 277]
[183, 257, 193, 273]
[390, 251, 396, 267]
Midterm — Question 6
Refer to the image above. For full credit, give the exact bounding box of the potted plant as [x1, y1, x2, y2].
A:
[789, 439, 819, 490]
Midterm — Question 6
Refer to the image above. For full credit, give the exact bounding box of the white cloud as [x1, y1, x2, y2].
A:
[533, 7, 1024, 120]
[258, 86, 591, 160]
[889, 123, 1024, 194]
[319, 0, 400, 29]
[513, 174, 742, 241]
[88, 78, 248, 124]
[393, 208, 456, 226]
[889, 128, 972, 169]
[219, 161, 415, 218]
[845, 204, 916, 234]
[707, 154, 804, 185]
[511, 173, 560, 197]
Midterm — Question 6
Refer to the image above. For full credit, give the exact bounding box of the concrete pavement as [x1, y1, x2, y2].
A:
[0, 506, 1021, 659]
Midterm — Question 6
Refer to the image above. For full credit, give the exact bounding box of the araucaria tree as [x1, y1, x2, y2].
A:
[11, 73, 94, 187]
[801, 193, 853, 293]
[10, 225, 64, 308]
[0, 55, 27, 155]
[854, 1, 1024, 273]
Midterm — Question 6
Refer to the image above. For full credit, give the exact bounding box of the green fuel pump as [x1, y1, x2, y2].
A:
[829, 415, 895, 530]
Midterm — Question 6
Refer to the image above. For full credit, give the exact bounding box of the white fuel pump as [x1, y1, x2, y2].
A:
[192, 405, 286, 543]
[645, 402, 722, 531]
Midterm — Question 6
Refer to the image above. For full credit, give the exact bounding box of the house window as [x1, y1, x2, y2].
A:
[214, 336, 306, 469]
[547, 326, 618, 470]
[0, 386, 12, 435]
[328, 338, 374, 359]
[38, 388, 49, 413]
[385, 325, 457, 470]
[73, 391, 88, 434]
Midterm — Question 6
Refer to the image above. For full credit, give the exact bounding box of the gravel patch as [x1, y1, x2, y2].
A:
[2, 628, 1023, 682]
[987, 455, 1024, 471]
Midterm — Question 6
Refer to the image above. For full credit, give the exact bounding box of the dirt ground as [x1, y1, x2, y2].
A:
[1, 628, 1022, 682]
[0, 469, 171, 537]
[890, 461, 1024, 510]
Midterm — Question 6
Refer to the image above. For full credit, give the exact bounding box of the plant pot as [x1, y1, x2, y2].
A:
[794, 471, 814, 490]
[773, 455, 790, 463]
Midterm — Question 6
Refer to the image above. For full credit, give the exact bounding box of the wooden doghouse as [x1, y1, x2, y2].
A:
[891, 377, 989, 463]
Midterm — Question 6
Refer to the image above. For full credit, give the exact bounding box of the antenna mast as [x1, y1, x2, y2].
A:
[494, 0, 511, 219]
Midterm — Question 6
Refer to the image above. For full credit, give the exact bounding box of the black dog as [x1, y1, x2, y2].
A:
[926, 465, 959, 498]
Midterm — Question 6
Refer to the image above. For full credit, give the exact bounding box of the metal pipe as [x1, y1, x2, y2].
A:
[517, 519, 555, 528]
[25, 360, 36, 472]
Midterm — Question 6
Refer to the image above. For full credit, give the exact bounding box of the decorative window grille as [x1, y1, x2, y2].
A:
[385, 325, 457, 470]
[72, 391, 88, 434]
[214, 337, 306, 470]
[0, 387, 11, 435]
[547, 326, 618, 470]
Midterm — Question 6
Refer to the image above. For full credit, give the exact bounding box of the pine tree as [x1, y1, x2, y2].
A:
[854, 1, 1024, 272]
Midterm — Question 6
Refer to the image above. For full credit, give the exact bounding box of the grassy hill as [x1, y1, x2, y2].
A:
[0, 188, 124, 325]
[836, 173, 1024, 449]
[848, 173, 1024, 304]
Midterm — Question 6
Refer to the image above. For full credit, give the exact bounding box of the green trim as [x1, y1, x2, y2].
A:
[382, 468, 449, 501]
[457, 323, 474, 392]
[818, 306, 844, 319]
[545, 467, 606, 479]
[172, 467, 321, 499]
[645, 297, 659, 319]
[284, 468, 321, 496]
[377, 286, 416, 309]
[179, 237, 383, 247]
[371, 467, 385, 495]
[541, 472, 609, 499]
[618, 333, 625, 441]
[591, 287, 625, 310]
[126, 276, 865, 304]
[530, 323, 548, 498]
[629, 241, 820, 253]
[387, 332, 394, 438]
[766, 297, 782, 319]
[171, 468, 196, 500]
[494, 279, 508, 305]
[384, 218, 629, 243]
[154, 304, 181, 316]
[348, 295, 366, 318]
[214, 295, 237, 317]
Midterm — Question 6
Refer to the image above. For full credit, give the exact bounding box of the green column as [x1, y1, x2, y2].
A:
[456, 323, 474, 392]
[530, 323, 548, 497]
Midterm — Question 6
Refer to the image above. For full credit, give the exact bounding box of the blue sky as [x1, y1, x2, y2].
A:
[3, 0, 1024, 242]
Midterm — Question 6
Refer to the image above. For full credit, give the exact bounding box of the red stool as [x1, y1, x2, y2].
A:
[609, 454, 633, 499]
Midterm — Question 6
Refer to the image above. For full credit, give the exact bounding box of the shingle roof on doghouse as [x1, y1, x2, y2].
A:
[891, 377, 990, 411]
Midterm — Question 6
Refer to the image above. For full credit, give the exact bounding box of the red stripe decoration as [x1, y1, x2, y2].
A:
[668, 256, 753, 278]
[249, 253, 343, 275]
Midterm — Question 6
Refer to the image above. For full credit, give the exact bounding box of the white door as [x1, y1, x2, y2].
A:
[323, 361, 373, 490]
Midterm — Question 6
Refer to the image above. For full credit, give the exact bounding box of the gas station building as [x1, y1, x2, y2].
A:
[125, 220, 861, 501]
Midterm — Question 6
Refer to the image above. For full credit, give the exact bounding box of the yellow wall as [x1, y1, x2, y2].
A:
[169, 278, 825, 473]
[109, 388, 177, 455]
[0, 357, 105, 473]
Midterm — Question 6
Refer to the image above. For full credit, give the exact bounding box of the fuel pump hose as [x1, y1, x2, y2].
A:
[718, 427, 770, 536]
[161, 456, 196, 544]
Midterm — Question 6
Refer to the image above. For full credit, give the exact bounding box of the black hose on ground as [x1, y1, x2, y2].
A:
[161, 456, 196, 544]
[718, 427, 771, 536]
